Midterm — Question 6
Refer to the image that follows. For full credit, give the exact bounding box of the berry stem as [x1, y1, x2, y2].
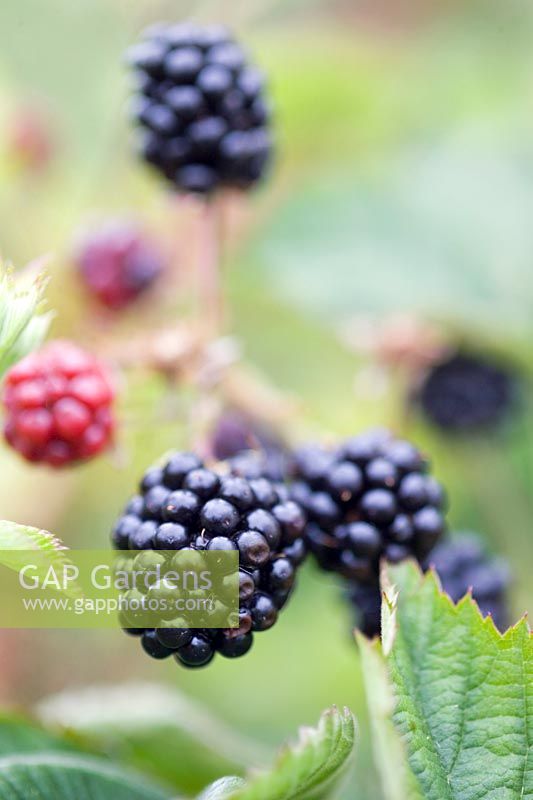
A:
[197, 196, 224, 341]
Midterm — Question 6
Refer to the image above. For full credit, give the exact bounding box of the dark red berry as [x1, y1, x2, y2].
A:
[74, 219, 166, 310]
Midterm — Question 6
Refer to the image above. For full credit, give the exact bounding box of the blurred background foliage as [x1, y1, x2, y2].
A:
[0, 1, 533, 798]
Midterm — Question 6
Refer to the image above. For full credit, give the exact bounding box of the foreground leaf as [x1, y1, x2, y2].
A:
[0, 752, 166, 800]
[200, 706, 356, 800]
[357, 636, 423, 800]
[0, 715, 77, 757]
[36, 683, 270, 795]
[361, 561, 533, 800]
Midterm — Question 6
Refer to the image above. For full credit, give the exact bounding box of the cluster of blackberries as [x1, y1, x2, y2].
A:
[289, 429, 446, 585]
[348, 534, 510, 636]
[127, 22, 273, 194]
[112, 451, 306, 668]
[416, 351, 518, 433]
[74, 218, 166, 311]
[3, 341, 115, 467]
[112, 428, 515, 667]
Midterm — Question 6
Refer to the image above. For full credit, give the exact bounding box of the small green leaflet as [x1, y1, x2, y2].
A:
[359, 561, 533, 800]
[0, 520, 82, 600]
[199, 706, 356, 800]
[0, 264, 52, 378]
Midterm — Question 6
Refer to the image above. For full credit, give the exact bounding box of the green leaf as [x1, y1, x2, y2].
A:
[253, 142, 533, 340]
[0, 714, 77, 757]
[0, 520, 82, 600]
[357, 635, 423, 800]
[0, 752, 167, 800]
[36, 683, 271, 796]
[361, 561, 533, 800]
[0, 265, 51, 378]
[197, 778, 247, 800]
[200, 706, 356, 800]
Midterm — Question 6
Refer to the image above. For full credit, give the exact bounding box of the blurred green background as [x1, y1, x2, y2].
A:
[1, 0, 533, 798]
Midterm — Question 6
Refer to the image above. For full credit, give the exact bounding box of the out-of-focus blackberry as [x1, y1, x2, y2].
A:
[126, 22, 273, 194]
[112, 451, 306, 668]
[348, 534, 511, 636]
[210, 410, 289, 482]
[74, 218, 166, 311]
[416, 351, 518, 433]
[424, 535, 510, 631]
[291, 429, 447, 584]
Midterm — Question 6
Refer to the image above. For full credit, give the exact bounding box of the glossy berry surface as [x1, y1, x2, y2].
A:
[348, 533, 510, 637]
[112, 450, 307, 668]
[416, 351, 517, 433]
[290, 429, 447, 585]
[127, 22, 273, 193]
[75, 218, 166, 311]
[3, 340, 115, 467]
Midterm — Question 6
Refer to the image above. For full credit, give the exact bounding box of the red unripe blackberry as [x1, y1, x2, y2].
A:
[3, 340, 115, 467]
[74, 219, 166, 310]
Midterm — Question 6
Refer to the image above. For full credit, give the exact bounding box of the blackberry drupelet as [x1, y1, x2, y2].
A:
[347, 533, 510, 637]
[74, 218, 166, 311]
[127, 22, 273, 193]
[3, 340, 115, 467]
[112, 451, 306, 668]
[416, 351, 517, 433]
[290, 429, 447, 584]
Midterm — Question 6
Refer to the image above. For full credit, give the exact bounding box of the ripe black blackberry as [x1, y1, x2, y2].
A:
[127, 22, 273, 194]
[416, 351, 518, 433]
[348, 533, 510, 636]
[112, 451, 306, 668]
[290, 429, 447, 584]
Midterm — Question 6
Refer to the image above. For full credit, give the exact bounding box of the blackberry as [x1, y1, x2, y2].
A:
[291, 429, 447, 584]
[348, 533, 510, 637]
[112, 451, 306, 668]
[424, 535, 510, 632]
[2, 340, 115, 467]
[209, 411, 289, 482]
[416, 351, 518, 433]
[127, 22, 273, 193]
[74, 218, 166, 311]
